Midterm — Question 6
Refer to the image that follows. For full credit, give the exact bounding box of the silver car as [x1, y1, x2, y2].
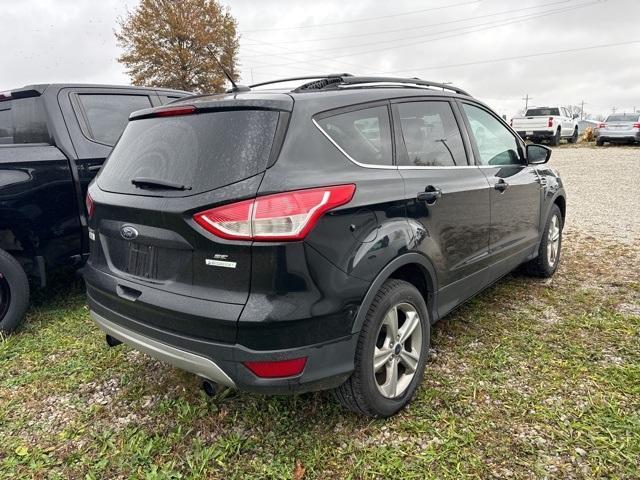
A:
[596, 113, 640, 146]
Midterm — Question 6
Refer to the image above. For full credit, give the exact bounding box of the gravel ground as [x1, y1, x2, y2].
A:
[549, 145, 640, 243]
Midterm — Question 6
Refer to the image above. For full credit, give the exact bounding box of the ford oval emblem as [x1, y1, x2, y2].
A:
[120, 225, 139, 241]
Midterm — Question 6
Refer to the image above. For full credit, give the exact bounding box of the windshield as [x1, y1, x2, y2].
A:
[98, 109, 280, 196]
[525, 108, 560, 117]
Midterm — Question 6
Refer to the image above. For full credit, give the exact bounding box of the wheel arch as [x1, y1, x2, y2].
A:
[351, 253, 439, 333]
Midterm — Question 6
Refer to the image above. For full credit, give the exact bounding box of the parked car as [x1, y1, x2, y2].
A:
[511, 106, 579, 145]
[84, 75, 566, 417]
[0, 84, 189, 333]
[596, 113, 640, 146]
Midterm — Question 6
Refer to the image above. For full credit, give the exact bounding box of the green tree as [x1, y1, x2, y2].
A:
[115, 0, 239, 93]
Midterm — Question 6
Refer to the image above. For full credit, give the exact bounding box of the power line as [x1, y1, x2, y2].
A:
[241, 0, 576, 46]
[239, 0, 481, 33]
[247, 1, 598, 70]
[372, 40, 640, 75]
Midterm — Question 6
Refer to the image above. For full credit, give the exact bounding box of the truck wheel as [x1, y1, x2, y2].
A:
[0, 249, 30, 334]
[333, 279, 430, 417]
[568, 127, 578, 143]
[522, 205, 563, 278]
[596, 139, 604, 146]
[550, 128, 561, 146]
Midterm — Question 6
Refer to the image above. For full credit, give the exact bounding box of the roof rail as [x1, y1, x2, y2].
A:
[332, 76, 470, 95]
[249, 74, 353, 89]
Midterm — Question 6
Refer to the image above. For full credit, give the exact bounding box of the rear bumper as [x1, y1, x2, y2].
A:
[88, 290, 357, 394]
[517, 130, 555, 139]
[596, 131, 640, 142]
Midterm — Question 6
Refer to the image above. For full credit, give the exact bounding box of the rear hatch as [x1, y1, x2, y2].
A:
[87, 95, 292, 342]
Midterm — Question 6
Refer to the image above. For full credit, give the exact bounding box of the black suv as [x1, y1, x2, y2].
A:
[84, 75, 566, 417]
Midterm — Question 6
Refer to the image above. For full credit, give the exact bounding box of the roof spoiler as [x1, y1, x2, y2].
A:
[0, 88, 42, 102]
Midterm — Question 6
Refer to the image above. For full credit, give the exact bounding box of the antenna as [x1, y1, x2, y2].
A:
[207, 48, 250, 93]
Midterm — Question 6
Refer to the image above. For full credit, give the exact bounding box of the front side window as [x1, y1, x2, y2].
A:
[462, 103, 522, 166]
[78, 94, 152, 146]
[396, 101, 466, 167]
[316, 105, 392, 166]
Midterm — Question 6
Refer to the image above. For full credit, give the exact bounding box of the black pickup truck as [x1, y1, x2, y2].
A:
[0, 84, 189, 333]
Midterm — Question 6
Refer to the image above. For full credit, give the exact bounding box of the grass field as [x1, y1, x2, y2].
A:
[1, 229, 638, 479]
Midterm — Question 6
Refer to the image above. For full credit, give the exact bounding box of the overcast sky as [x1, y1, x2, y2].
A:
[1, 0, 639, 118]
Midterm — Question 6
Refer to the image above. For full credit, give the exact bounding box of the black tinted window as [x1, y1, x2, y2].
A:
[463, 104, 522, 166]
[98, 110, 279, 196]
[317, 105, 392, 166]
[0, 98, 50, 144]
[525, 108, 560, 116]
[396, 101, 466, 167]
[78, 94, 152, 146]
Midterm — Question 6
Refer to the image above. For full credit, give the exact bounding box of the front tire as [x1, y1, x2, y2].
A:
[522, 205, 563, 278]
[334, 279, 430, 417]
[596, 138, 604, 146]
[0, 249, 30, 334]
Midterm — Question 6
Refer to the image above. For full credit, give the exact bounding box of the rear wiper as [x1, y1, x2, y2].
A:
[131, 177, 192, 191]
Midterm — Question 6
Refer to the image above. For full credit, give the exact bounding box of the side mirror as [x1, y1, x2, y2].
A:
[527, 144, 552, 164]
[572, 113, 579, 119]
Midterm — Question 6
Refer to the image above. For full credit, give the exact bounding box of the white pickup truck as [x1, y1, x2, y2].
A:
[511, 106, 579, 145]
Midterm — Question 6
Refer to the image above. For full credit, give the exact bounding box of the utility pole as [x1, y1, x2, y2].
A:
[580, 100, 587, 120]
[522, 94, 533, 111]
[612, 106, 617, 114]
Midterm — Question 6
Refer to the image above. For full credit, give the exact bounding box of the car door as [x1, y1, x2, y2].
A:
[459, 101, 541, 279]
[392, 98, 492, 316]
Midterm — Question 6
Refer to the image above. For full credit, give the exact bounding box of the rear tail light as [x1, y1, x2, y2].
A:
[633, 123, 640, 129]
[243, 357, 307, 378]
[598, 123, 606, 129]
[548, 117, 554, 127]
[193, 184, 356, 241]
[85, 193, 95, 218]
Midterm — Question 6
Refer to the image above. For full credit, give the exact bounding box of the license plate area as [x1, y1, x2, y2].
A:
[126, 242, 157, 279]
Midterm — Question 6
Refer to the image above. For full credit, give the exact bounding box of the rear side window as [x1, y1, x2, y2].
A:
[316, 105, 392, 166]
[0, 98, 50, 144]
[78, 94, 152, 146]
[525, 108, 560, 117]
[396, 101, 466, 167]
[98, 109, 279, 196]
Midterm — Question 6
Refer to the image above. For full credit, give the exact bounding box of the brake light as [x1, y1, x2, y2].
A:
[153, 105, 196, 117]
[193, 184, 356, 241]
[85, 193, 95, 218]
[243, 357, 307, 378]
[548, 117, 553, 127]
[633, 123, 640, 129]
[598, 123, 606, 129]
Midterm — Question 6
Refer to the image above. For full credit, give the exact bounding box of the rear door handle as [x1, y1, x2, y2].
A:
[494, 180, 509, 192]
[417, 186, 442, 204]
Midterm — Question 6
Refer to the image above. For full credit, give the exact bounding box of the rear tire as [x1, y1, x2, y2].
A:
[333, 279, 430, 417]
[0, 249, 30, 334]
[568, 127, 578, 143]
[596, 139, 604, 146]
[550, 128, 561, 146]
[522, 205, 563, 278]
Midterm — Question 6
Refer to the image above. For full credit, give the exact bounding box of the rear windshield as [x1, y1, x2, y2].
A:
[98, 109, 279, 196]
[0, 97, 50, 144]
[605, 114, 640, 122]
[525, 108, 560, 117]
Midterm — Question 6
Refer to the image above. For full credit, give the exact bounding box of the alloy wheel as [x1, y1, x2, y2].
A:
[547, 214, 561, 267]
[373, 302, 422, 398]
